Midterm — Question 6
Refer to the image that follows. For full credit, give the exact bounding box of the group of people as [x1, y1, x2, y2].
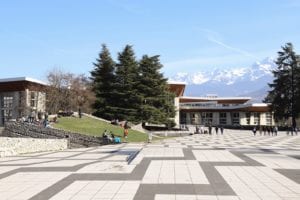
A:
[194, 125, 225, 135]
[102, 120, 129, 144]
[102, 130, 121, 144]
[252, 126, 279, 136]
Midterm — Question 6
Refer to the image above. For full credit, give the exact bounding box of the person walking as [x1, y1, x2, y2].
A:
[252, 126, 257, 136]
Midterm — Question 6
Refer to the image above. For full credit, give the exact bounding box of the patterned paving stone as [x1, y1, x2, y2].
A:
[0, 130, 299, 199]
[75, 161, 136, 174]
[192, 150, 244, 162]
[155, 194, 240, 200]
[246, 154, 300, 169]
[50, 181, 140, 200]
[142, 160, 208, 184]
[216, 166, 300, 200]
[0, 172, 70, 200]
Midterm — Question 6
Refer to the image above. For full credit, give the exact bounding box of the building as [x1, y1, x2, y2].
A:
[169, 82, 274, 127]
[0, 77, 47, 126]
[0, 77, 273, 128]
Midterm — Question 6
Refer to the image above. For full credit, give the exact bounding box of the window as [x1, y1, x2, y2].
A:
[246, 112, 251, 125]
[266, 112, 272, 125]
[180, 112, 187, 124]
[219, 112, 227, 125]
[30, 92, 37, 107]
[232, 112, 240, 125]
[1, 96, 13, 108]
[201, 112, 213, 125]
[1, 96, 13, 123]
[253, 112, 260, 125]
[191, 113, 196, 124]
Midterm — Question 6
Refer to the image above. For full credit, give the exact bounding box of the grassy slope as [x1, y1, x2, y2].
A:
[52, 116, 148, 142]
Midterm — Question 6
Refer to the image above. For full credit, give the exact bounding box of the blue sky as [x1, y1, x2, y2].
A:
[1, 0, 300, 81]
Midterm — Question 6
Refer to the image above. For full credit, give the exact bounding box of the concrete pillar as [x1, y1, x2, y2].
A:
[250, 113, 254, 125]
[240, 112, 246, 125]
[260, 113, 266, 126]
[174, 97, 180, 127]
[226, 112, 231, 125]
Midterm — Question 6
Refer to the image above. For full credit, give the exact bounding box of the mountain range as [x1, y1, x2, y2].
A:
[169, 57, 276, 102]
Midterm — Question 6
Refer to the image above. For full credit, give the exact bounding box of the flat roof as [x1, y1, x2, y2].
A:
[0, 77, 47, 85]
[180, 96, 251, 101]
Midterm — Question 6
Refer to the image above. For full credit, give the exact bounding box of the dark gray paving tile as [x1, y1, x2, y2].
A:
[276, 169, 300, 184]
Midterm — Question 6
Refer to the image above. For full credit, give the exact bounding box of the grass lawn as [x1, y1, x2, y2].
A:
[52, 116, 148, 142]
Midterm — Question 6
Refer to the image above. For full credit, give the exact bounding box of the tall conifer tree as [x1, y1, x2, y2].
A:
[138, 55, 175, 125]
[113, 45, 141, 122]
[265, 43, 300, 127]
[90, 44, 116, 120]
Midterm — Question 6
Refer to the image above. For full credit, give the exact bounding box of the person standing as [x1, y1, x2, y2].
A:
[215, 126, 219, 134]
[148, 132, 152, 143]
[124, 127, 128, 142]
[274, 125, 278, 136]
[220, 126, 224, 135]
[78, 108, 82, 118]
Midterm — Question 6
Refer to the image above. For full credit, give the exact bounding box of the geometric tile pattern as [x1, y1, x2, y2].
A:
[216, 166, 300, 200]
[142, 160, 209, 184]
[192, 150, 244, 162]
[0, 130, 299, 200]
[155, 194, 240, 200]
[50, 181, 140, 200]
[0, 172, 70, 200]
[246, 153, 300, 169]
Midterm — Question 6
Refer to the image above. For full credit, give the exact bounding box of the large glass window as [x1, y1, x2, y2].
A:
[180, 112, 186, 124]
[266, 112, 272, 125]
[253, 112, 260, 125]
[232, 112, 240, 125]
[219, 112, 227, 125]
[201, 112, 213, 125]
[246, 112, 251, 125]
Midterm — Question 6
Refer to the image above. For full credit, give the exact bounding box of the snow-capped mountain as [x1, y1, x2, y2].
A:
[169, 57, 276, 101]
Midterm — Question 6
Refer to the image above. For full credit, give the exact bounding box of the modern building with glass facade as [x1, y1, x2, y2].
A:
[0, 77, 273, 127]
[168, 82, 274, 127]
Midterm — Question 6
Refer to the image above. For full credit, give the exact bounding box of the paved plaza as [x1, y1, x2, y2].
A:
[0, 130, 300, 200]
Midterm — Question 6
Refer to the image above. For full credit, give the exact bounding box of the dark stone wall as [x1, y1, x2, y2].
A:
[2, 122, 102, 148]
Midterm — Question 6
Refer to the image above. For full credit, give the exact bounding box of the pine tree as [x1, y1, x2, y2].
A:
[90, 44, 116, 120]
[113, 45, 141, 122]
[138, 55, 176, 125]
[265, 43, 300, 127]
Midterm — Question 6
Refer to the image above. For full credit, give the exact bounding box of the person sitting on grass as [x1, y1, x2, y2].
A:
[102, 130, 110, 144]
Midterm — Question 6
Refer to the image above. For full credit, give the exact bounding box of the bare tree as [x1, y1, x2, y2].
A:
[46, 68, 95, 115]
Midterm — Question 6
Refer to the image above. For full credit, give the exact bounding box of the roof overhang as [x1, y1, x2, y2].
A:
[179, 96, 251, 104]
[167, 81, 186, 97]
[0, 77, 47, 92]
